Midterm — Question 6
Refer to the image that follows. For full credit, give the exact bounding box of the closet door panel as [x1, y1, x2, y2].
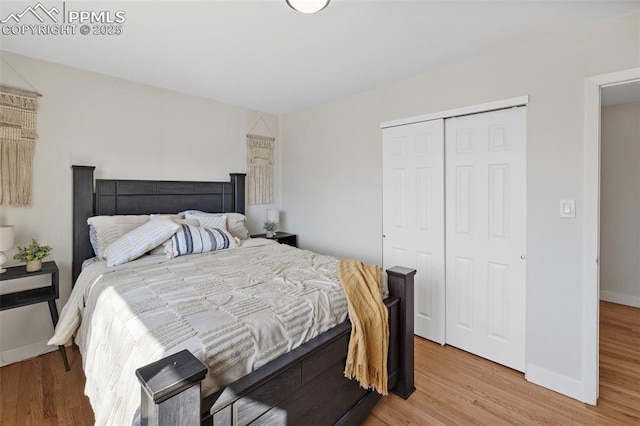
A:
[445, 108, 526, 372]
[383, 119, 445, 344]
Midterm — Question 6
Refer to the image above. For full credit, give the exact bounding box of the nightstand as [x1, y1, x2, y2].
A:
[251, 232, 298, 248]
[0, 261, 70, 371]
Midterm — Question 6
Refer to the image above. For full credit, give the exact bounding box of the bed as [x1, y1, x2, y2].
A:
[63, 165, 415, 425]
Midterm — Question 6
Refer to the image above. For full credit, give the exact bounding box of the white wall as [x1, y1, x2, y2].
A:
[600, 101, 640, 307]
[0, 51, 280, 365]
[281, 12, 639, 401]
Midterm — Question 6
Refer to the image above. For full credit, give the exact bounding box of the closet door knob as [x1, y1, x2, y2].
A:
[520, 255, 526, 260]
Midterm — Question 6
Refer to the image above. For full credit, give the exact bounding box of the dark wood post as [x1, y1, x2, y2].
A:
[386, 266, 416, 399]
[229, 173, 246, 215]
[72, 165, 95, 285]
[136, 350, 207, 426]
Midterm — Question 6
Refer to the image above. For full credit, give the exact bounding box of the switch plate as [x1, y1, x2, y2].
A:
[560, 199, 576, 218]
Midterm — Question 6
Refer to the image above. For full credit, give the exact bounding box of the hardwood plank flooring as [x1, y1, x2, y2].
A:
[366, 301, 640, 425]
[0, 345, 94, 425]
[0, 301, 637, 425]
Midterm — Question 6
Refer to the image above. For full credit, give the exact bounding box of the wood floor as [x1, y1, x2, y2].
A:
[365, 301, 640, 425]
[0, 344, 93, 425]
[1, 301, 638, 425]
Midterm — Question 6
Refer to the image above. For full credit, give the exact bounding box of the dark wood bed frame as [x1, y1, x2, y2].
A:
[71, 165, 415, 426]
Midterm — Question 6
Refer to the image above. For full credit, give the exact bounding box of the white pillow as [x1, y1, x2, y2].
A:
[104, 217, 179, 267]
[150, 214, 184, 221]
[176, 218, 201, 227]
[165, 224, 236, 259]
[189, 214, 227, 230]
[185, 212, 249, 240]
[225, 213, 250, 240]
[88, 215, 150, 258]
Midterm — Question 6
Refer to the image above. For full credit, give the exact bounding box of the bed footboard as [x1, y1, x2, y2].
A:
[386, 266, 416, 399]
[136, 266, 415, 425]
[136, 350, 207, 426]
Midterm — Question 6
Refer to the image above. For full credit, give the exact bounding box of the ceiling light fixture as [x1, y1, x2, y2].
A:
[286, 0, 330, 14]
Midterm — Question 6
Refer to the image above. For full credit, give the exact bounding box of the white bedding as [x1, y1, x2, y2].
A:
[49, 239, 349, 425]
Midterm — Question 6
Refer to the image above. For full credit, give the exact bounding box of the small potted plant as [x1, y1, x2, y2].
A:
[263, 221, 278, 238]
[13, 238, 52, 272]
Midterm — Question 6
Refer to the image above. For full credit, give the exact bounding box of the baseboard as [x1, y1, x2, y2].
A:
[600, 290, 640, 308]
[526, 364, 586, 403]
[0, 339, 57, 367]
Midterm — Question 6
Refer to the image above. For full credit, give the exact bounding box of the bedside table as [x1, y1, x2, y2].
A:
[0, 261, 70, 371]
[251, 232, 298, 248]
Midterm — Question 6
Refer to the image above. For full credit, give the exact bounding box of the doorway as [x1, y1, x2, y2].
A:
[599, 81, 640, 308]
[583, 67, 640, 405]
[598, 81, 640, 411]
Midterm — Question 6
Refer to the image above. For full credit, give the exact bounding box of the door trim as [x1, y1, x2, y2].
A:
[583, 67, 640, 405]
[380, 96, 529, 129]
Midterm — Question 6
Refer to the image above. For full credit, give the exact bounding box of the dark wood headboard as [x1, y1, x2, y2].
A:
[72, 166, 246, 283]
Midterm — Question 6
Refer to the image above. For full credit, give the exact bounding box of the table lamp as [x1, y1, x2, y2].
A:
[0, 225, 15, 273]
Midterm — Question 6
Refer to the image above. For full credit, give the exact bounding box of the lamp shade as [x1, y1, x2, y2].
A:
[0, 225, 14, 251]
[266, 209, 280, 224]
[286, 0, 330, 14]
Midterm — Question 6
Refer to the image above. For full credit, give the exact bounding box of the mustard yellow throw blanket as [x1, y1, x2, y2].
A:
[338, 259, 389, 395]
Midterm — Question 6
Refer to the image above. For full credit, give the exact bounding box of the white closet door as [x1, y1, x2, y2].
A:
[383, 119, 445, 344]
[445, 107, 526, 372]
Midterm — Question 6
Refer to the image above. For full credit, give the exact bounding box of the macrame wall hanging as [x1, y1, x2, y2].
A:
[0, 85, 39, 207]
[247, 133, 275, 205]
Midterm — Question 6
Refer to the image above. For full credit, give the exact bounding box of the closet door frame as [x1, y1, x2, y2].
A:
[380, 96, 529, 129]
[381, 95, 528, 354]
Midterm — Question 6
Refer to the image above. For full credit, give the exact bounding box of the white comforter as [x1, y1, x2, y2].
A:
[49, 239, 349, 425]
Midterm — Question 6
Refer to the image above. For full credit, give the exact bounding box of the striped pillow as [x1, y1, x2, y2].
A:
[147, 218, 201, 255]
[184, 212, 249, 240]
[104, 217, 180, 267]
[165, 224, 236, 259]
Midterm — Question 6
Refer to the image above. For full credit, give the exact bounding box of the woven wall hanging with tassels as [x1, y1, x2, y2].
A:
[0, 85, 38, 207]
[247, 133, 275, 205]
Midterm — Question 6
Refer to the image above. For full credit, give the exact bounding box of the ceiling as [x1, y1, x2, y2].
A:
[601, 80, 640, 106]
[1, 1, 639, 114]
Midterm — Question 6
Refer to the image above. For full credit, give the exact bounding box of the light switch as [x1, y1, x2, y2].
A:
[560, 199, 575, 218]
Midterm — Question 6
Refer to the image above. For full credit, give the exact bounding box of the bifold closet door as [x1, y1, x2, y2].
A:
[383, 119, 446, 344]
[445, 107, 526, 372]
